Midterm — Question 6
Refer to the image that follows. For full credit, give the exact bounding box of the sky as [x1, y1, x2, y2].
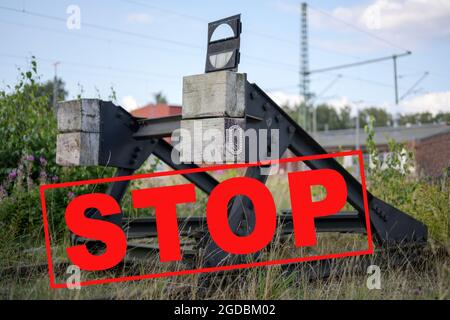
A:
[0, 0, 449, 116]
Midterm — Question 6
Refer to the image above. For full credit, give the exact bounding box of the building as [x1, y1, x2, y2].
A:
[131, 103, 182, 119]
[314, 124, 450, 178]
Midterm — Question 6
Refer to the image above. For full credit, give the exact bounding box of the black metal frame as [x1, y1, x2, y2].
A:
[83, 78, 427, 267]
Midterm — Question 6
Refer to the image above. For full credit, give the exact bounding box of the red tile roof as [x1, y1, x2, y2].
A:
[131, 103, 181, 119]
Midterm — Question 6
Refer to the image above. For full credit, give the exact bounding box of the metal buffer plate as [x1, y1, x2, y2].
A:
[205, 14, 241, 73]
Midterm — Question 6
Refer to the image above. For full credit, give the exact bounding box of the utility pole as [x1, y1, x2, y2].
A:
[307, 52, 411, 106]
[52, 61, 60, 110]
[393, 55, 398, 105]
[356, 109, 360, 150]
[299, 2, 310, 129]
[354, 100, 363, 150]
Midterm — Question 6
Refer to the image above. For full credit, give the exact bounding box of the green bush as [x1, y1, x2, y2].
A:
[0, 58, 112, 242]
[364, 116, 449, 248]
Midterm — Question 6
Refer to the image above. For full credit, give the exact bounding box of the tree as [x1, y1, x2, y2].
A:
[23, 77, 68, 109]
[359, 107, 392, 128]
[315, 104, 341, 131]
[434, 112, 450, 124]
[398, 111, 449, 126]
[153, 91, 168, 104]
[338, 106, 353, 129]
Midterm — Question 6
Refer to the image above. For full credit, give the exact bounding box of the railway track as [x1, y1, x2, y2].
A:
[2, 211, 432, 283]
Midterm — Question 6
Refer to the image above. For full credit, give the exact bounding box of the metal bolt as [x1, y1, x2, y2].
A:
[262, 103, 269, 111]
[275, 114, 281, 122]
[250, 91, 257, 100]
[288, 126, 295, 133]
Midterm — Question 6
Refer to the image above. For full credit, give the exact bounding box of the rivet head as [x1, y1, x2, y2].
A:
[288, 126, 295, 133]
[275, 114, 281, 122]
[250, 91, 257, 100]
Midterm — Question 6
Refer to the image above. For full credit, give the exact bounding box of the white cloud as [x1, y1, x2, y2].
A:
[269, 88, 450, 116]
[267, 91, 303, 108]
[360, 0, 450, 32]
[276, 0, 450, 47]
[337, 0, 450, 45]
[399, 90, 450, 114]
[121, 95, 139, 111]
[127, 13, 153, 24]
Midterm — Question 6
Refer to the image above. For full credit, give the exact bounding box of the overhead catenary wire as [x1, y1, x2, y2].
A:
[0, 6, 306, 74]
[0, 2, 442, 105]
[307, 52, 411, 75]
[119, 0, 366, 60]
[308, 4, 411, 53]
[0, 52, 181, 80]
[399, 72, 429, 101]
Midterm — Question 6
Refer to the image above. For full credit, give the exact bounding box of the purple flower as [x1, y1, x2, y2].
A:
[25, 155, 35, 162]
[39, 171, 47, 181]
[8, 169, 17, 180]
[39, 156, 47, 166]
[67, 191, 75, 200]
[51, 175, 59, 182]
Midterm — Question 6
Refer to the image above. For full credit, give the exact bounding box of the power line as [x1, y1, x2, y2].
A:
[336, 73, 403, 90]
[0, 19, 194, 56]
[264, 71, 405, 92]
[307, 52, 411, 75]
[0, 3, 387, 76]
[308, 4, 410, 53]
[0, 52, 180, 79]
[0, 6, 306, 74]
[120, 0, 299, 46]
[399, 72, 429, 101]
[0, 5, 202, 50]
[120, 0, 365, 60]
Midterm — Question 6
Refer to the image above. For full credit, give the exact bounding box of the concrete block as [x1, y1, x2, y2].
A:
[56, 132, 99, 166]
[57, 99, 101, 133]
[182, 71, 246, 119]
[178, 117, 245, 164]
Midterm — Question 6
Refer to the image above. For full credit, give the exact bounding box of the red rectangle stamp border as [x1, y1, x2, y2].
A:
[40, 150, 374, 289]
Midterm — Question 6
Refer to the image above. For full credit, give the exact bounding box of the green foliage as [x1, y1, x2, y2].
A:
[0, 59, 56, 180]
[315, 104, 353, 130]
[23, 77, 68, 109]
[358, 107, 393, 128]
[283, 101, 450, 131]
[0, 58, 113, 240]
[153, 91, 167, 104]
[399, 111, 450, 126]
[364, 116, 449, 248]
